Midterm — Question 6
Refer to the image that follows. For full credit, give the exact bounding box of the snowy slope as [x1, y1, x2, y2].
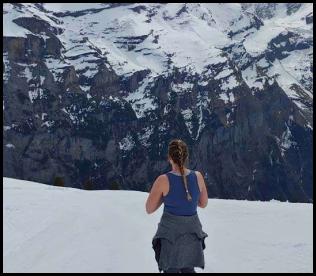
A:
[3, 177, 313, 273]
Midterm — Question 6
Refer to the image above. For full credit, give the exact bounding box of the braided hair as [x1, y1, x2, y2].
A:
[168, 139, 192, 201]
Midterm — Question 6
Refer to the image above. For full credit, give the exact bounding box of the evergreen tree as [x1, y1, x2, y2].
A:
[110, 180, 121, 190]
[83, 178, 94, 190]
[54, 176, 64, 187]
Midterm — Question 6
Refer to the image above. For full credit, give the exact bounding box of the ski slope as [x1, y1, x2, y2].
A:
[3, 177, 313, 273]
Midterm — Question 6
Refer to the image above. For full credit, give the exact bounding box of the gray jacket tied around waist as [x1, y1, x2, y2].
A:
[152, 211, 208, 272]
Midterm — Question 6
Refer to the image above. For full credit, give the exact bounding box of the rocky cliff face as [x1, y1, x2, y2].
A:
[3, 3, 313, 202]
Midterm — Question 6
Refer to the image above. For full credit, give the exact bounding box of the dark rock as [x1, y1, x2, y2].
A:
[306, 13, 313, 24]
[3, 3, 313, 203]
[13, 17, 63, 35]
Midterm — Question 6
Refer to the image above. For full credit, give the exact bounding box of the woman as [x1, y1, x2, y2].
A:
[146, 139, 208, 273]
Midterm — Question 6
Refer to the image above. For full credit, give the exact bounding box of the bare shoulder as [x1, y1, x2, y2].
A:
[155, 174, 169, 195]
[156, 174, 168, 183]
[195, 170, 204, 179]
[154, 174, 168, 188]
[195, 171, 205, 191]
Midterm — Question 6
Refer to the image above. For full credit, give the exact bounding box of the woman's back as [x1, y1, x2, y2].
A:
[148, 139, 208, 273]
[163, 169, 200, 216]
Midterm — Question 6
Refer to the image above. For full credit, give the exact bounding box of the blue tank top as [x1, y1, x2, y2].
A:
[163, 170, 200, 216]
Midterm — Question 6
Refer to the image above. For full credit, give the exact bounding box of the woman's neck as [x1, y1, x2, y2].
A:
[171, 165, 189, 174]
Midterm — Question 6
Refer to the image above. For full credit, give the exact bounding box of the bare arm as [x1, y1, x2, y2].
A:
[196, 171, 208, 208]
[145, 175, 165, 214]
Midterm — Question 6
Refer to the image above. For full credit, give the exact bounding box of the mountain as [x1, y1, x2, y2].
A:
[3, 3, 313, 202]
[3, 177, 313, 273]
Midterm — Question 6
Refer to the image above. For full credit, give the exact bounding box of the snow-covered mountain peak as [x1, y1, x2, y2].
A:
[3, 3, 313, 203]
